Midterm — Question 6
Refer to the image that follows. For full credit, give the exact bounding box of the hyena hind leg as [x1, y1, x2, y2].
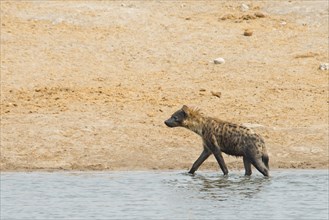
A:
[262, 154, 269, 170]
[250, 157, 269, 177]
[243, 156, 252, 176]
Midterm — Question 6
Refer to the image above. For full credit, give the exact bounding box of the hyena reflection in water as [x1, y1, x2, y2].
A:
[164, 105, 269, 176]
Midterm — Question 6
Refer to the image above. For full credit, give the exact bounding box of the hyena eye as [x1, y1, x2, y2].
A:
[173, 116, 179, 121]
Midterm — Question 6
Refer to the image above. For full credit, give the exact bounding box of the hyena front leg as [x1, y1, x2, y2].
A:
[243, 156, 252, 176]
[189, 146, 211, 174]
[205, 136, 229, 175]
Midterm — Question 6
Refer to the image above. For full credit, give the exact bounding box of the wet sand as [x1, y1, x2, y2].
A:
[1, 1, 328, 171]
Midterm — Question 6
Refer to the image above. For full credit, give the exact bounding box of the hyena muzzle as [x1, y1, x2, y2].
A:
[164, 105, 269, 177]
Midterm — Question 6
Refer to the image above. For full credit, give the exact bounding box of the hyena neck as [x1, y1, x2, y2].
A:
[184, 116, 206, 136]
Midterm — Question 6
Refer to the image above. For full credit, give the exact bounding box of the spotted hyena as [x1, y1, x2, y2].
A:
[164, 105, 269, 176]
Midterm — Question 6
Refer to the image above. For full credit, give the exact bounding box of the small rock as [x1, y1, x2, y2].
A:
[254, 12, 265, 18]
[214, 57, 225, 64]
[280, 21, 287, 26]
[319, 63, 329, 70]
[52, 18, 64, 25]
[220, 14, 236, 20]
[244, 29, 253, 36]
[211, 91, 221, 98]
[240, 14, 256, 20]
[240, 4, 249, 12]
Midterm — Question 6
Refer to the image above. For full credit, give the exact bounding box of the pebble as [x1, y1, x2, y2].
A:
[241, 14, 256, 20]
[211, 91, 221, 98]
[254, 12, 266, 18]
[220, 14, 236, 20]
[214, 57, 225, 64]
[319, 63, 329, 70]
[244, 29, 253, 36]
[52, 18, 64, 25]
[240, 4, 249, 12]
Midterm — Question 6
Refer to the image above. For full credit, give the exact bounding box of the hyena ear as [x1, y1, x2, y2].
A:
[181, 105, 189, 115]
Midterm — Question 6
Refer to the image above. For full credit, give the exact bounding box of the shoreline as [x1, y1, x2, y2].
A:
[1, 160, 328, 172]
[1, 167, 328, 173]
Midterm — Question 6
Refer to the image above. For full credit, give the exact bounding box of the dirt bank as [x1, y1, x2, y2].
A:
[1, 1, 328, 171]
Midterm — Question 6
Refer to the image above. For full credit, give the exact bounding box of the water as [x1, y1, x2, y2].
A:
[1, 170, 328, 220]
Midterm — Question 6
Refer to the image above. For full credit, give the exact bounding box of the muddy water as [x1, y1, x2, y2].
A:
[1, 170, 328, 220]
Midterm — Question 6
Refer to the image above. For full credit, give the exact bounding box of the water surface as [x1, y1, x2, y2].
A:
[1, 170, 328, 220]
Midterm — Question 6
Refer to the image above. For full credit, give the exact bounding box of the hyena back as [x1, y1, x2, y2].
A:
[164, 105, 269, 176]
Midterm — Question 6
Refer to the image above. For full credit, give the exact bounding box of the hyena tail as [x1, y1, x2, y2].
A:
[262, 154, 269, 170]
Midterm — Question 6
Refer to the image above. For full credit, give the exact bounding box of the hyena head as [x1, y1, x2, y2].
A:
[164, 105, 188, 128]
[164, 105, 203, 130]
